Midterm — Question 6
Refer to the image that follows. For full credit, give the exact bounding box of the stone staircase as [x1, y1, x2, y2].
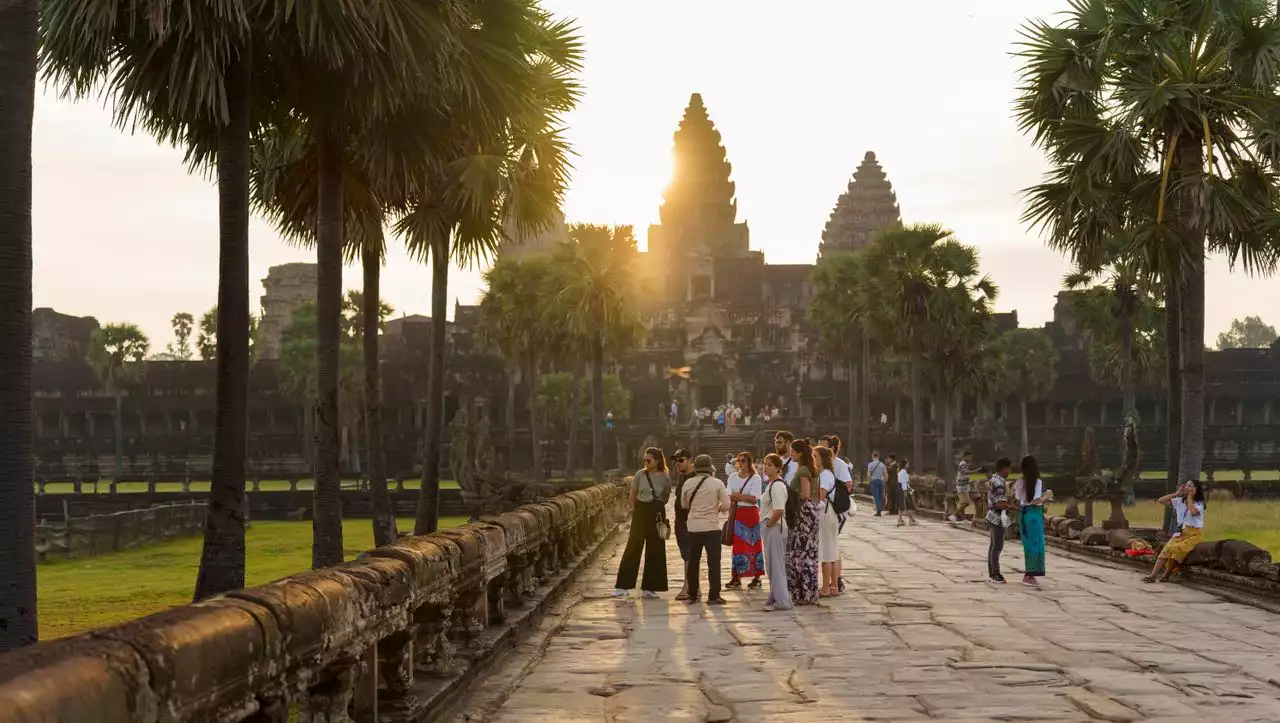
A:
[697, 431, 759, 470]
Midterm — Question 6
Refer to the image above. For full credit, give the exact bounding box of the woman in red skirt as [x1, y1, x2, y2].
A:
[725, 452, 765, 590]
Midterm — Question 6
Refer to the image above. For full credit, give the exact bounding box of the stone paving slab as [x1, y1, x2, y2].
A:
[461, 512, 1280, 722]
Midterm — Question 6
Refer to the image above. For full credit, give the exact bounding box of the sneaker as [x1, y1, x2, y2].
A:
[897, 519, 906, 527]
[874, 512, 882, 517]
[996, 576, 1008, 584]
[675, 589, 689, 601]
[908, 518, 919, 526]
[610, 589, 628, 598]
[837, 577, 846, 593]
[947, 515, 958, 523]
[763, 603, 777, 612]
[987, 577, 1003, 586]
[706, 597, 727, 605]
[684, 596, 701, 605]
[1022, 577, 1039, 588]
[747, 578, 763, 590]
[641, 590, 660, 599]
[725, 578, 742, 589]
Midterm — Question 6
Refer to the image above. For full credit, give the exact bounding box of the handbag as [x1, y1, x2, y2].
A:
[723, 474, 755, 546]
[643, 471, 671, 540]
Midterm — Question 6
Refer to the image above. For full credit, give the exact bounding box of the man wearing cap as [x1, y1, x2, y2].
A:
[670, 448, 695, 600]
[681, 454, 731, 605]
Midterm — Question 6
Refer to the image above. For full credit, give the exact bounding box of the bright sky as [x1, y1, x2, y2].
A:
[32, 0, 1279, 349]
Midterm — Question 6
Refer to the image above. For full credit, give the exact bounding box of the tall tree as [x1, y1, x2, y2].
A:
[1018, 0, 1280, 486]
[1216, 316, 1278, 349]
[994, 328, 1059, 458]
[858, 224, 997, 473]
[0, 0, 39, 652]
[554, 225, 643, 481]
[401, 7, 583, 534]
[87, 324, 150, 482]
[167, 312, 195, 360]
[808, 251, 872, 466]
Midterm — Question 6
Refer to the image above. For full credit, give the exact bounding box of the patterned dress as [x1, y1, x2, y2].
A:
[785, 467, 821, 604]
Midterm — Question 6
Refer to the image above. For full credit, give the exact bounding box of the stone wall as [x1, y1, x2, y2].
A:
[35, 501, 207, 562]
[0, 483, 627, 723]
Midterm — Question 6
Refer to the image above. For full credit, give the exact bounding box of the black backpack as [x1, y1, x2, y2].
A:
[771, 479, 800, 530]
[830, 478, 852, 515]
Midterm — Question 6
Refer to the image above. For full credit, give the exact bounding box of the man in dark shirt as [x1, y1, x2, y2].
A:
[670, 448, 695, 600]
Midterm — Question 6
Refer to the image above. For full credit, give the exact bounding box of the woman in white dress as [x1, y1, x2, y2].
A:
[814, 446, 841, 597]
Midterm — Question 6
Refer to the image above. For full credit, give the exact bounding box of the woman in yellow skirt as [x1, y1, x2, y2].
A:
[1144, 480, 1206, 583]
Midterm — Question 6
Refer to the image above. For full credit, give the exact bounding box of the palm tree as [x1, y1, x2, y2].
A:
[554, 225, 643, 481]
[477, 255, 558, 484]
[87, 324, 150, 482]
[859, 224, 997, 473]
[993, 328, 1059, 458]
[400, 8, 583, 534]
[0, 0, 39, 652]
[1017, 0, 1280, 485]
[808, 252, 871, 466]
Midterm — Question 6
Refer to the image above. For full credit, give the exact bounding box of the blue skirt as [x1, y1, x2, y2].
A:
[1020, 506, 1046, 577]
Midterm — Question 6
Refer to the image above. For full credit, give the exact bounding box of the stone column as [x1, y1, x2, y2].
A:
[164, 411, 173, 435]
[87, 411, 96, 438]
[1072, 403, 1080, 427]
[188, 409, 198, 434]
[1265, 400, 1273, 425]
[1099, 402, 1107, 426]
[138, 411, 147, 437]
[1236, 398, 1245, 425]
[1208, 398, 1217, 426]
[59, 411, 69, 437]
[34, 412, 43, 439]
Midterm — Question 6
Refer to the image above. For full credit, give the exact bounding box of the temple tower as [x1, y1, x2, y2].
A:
[258, 263, 317, 360]
[819, 151, 902, 259]
[645, 93, 752, 302]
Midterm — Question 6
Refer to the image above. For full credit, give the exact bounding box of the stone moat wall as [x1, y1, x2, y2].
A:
[0, 482, 628, 723]
[35, 501, 207, 562]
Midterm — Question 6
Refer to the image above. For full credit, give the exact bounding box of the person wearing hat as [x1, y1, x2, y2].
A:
[670, 448, 696, 600]
[680, 454, 731, 605]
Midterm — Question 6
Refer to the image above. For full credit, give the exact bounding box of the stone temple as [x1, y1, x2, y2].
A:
[25, 93, 1280, 480]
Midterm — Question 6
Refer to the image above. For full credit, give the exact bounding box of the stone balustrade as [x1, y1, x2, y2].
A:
[0, 482, 626, 723]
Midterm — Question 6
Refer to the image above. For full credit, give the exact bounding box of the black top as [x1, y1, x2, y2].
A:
[673, 471, 691, 532]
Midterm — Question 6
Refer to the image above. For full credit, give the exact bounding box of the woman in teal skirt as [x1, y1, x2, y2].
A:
[1015, 455, 1048, 588]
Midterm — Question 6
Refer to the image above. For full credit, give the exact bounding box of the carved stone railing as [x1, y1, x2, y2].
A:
[0, 482, 626, 723]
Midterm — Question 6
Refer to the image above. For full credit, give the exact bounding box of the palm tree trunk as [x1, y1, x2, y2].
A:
[1120, 305, 1136, 420]
[941, 392, 954, 487]
[859, 332, 870, 470]
[1178, 255, 1206, 482]
[909, 353, 924, 470]
[0, 0, 39, 650]
[564, 362, 583, 481]
[1020, 396, 1030, 458]
[364, 242, 396, 547]
[194, 52, 251, 600]
[590, 331, 605, 481]
[413, 234, 449, 535]
[113, 392, 125, 481]
[1163, 277, 1182, 533]
[528, 357, 545, 483]
[505, 363, 517, 471]
[847, 356, 856, 467]
[311, 125, 345, 568]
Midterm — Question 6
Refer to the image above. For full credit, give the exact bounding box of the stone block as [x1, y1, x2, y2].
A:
[1080, 526, 1109, 546]
[0, 638, 158, 723]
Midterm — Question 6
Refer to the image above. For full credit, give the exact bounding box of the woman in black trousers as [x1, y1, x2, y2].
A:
[612, 447, 672, 598]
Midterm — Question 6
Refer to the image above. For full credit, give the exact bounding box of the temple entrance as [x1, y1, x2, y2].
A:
[698, 384, 724, 410]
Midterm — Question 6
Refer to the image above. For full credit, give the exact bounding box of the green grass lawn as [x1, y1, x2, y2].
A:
[36, 479, 461, 494]
[37, 516, 466, 641]
[1045, 499, 1280, 559]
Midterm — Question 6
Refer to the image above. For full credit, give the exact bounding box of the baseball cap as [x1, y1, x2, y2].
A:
[671, 448, 692, 461]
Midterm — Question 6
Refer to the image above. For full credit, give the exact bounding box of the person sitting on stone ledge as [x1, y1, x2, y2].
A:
[1144, 479, 1206, 584]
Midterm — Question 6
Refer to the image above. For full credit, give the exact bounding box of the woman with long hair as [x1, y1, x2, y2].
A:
[759, 453, 792, 611]
[785, 438, 820, 604]
[814, 446, 842, 597]
[612, 447, 671, 598]
[1145, 479, 1206, 583]
[1015, 455, 1048, 587]
[726, 452, 765, 590]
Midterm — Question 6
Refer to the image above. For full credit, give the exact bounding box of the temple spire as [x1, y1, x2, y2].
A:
[819, 151, 902, 259]
[658, 93, 738, 242]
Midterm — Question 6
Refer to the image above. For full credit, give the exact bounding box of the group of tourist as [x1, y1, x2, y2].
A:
[613, 430, 1214, 600]
[612, 431, 854, 610]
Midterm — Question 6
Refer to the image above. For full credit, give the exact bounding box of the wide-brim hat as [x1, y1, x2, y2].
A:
[693, 454, 715, 474]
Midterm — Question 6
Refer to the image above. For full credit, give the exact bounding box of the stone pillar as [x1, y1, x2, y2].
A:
[1099, 402, 1106, 426]
[59, 412, 69, 437]
[1266, 400, 1273, 425]
[137, 411, 147, 437]
[1236, 398, 1245, 425]
[34, 412, 43, 439]
[188, 409, 198, 434]
[87, 411, 96, 438]
[164, 411, 173, 435]
[1072, 403, 1080, 428]
[1208, 398, 1217, 426]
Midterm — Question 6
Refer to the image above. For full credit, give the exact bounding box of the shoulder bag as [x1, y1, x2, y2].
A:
[721, 474, 753, 546]
[644, 471, 670, 540]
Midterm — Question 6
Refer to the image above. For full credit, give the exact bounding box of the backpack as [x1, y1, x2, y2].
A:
[830, 478, 852, 515]
[772, 479, 800, 530]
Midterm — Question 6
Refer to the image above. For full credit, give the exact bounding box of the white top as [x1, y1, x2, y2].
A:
[782, 458, 799, 483]
[728, 472, 762, 506]
[867, 459, 887, 481]
[819, 469, 836, 497]
[1171, 497, 1205, 529]
[681, 474, 730, 533]
[724, 461, 735, 478]
[761, 478, 789, 528]
[898, 468, 911, 490]
[833, 456, 853, 483]
[1014, 478, 1044, 506]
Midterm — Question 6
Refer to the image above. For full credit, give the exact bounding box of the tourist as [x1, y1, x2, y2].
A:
[681, 454, 730, 605]
[1015, 455, 1049, 587]
[715, 406, 725, 434]
[725, 452, 764, 590]
[896, 458, 918, 527]
[669, 399, 678, 425]
[612, 447, 670, 598]
[785, 438, 820, 605]
[814, 446, 842, 597]
[885, 454, 901, 515]
[670, 448, 695, 600]
[1144, 479, 1206, 583]
[950, 450, 973, 523]
[774, 430, 798, 483]
[605, 410, 614, 431]
[759, 453, 793, 611]
[724, 454, 735, 478]
[986, 457, 1013, 585]
[867, 451, 887, 516]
